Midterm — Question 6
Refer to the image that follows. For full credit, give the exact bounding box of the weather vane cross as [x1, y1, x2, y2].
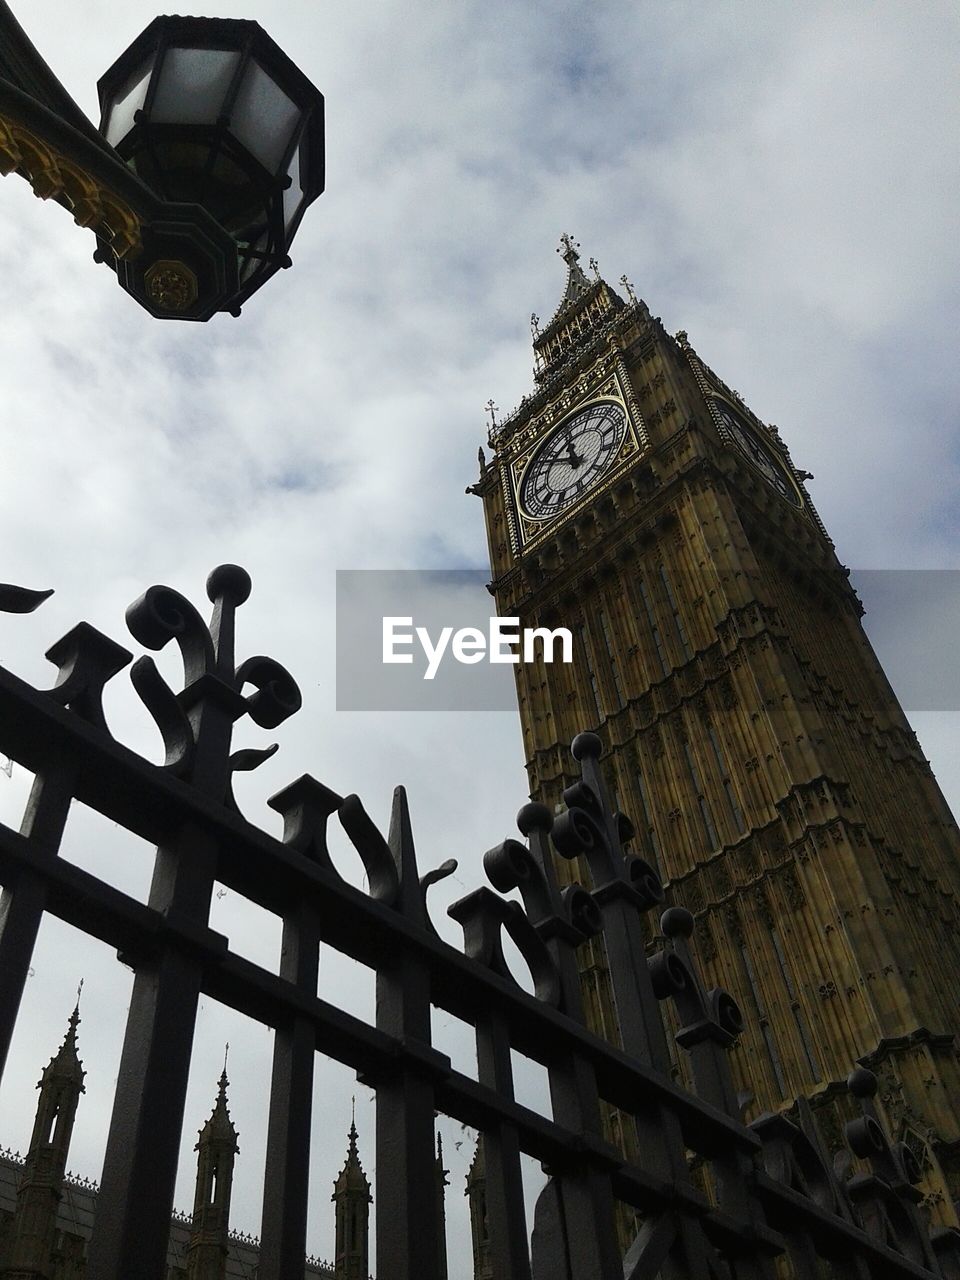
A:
[485, 399, 499, 429]
[558, 232, 580, 259]
[619, 273, 637, 302]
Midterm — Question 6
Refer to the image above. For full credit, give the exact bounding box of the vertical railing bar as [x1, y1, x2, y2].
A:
[89, 566, 249, 1280]
[475, 1004, 533, 1280]
[519, 806, 622, 1279]
[0, 765, 74, 1082]
[561, 737, 740, 1278]
[373, 786, 442, 1280]
[86, 823, 219, 1280]
[257, 902, 321, 1278]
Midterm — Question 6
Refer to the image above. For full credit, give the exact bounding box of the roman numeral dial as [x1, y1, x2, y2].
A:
[520, 401, 627, 520]
[716, 402, 802, 507]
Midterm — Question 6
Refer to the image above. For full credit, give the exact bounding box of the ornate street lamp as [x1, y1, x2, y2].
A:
[0, 4, 324, 319]
[98, 17, 323, 317]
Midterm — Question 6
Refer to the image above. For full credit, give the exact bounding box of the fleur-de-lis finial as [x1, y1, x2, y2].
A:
[485, 399, 499, 429]
[619, 274, 636, 303]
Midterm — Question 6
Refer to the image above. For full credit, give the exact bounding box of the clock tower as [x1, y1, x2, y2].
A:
[472, 236, 960, 1219]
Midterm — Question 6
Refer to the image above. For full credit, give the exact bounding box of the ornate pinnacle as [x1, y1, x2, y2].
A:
[67, 978, 83, 1039]
[589, 256, 600, 280]
[557, 232, 581, 263]
[348, 1096, 359, 1156]
[619, 273, 637, 303]
[66, 1008, 80, 1046]
[530, 312, 541, 338]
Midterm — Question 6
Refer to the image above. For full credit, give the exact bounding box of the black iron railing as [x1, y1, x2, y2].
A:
[0, 567, 958, 1279]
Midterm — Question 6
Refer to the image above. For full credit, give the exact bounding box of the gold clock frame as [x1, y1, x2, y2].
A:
[504, 366, 647, 552]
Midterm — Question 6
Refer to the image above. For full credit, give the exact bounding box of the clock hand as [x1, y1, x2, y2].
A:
[562, 438, 583, 468]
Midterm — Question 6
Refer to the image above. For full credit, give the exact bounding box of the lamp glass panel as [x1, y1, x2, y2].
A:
[282, 141, 304, 231]
[150, 48, 241, 124]
[240, 232, 269, 282]
[104, 58, 154, 144]
[231, 62, 300, 172]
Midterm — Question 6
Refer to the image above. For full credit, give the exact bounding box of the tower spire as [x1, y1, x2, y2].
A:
[5, 1001, 86, 1279]
[529, 235, 630, 383]
[186, 1065, 239, 1280]
[556, 232, 591, 308]
[332, 1113, 372, 1280]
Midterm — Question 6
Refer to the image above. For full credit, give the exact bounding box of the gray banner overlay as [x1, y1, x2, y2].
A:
[335, 568, 960, 712]
[853, 570, 960, 712]
[337, 570, 519, 710]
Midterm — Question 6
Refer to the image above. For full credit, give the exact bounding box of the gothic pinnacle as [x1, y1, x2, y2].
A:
[557, 231, 581, 264]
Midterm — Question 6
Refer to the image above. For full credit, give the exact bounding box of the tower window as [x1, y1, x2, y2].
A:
[635, 579, 669, 677]
[660, 1002, 681, 1081]
[578, 625, 603, 723]
[635, 768, 662, 875]
[45, 1102, 60, 1145]
[706, 724, 747, 835]
[770, 926, 822, 1083]
[605, 775, 620, 814]
[741, 943, 786, 1093]
[597, 610, 625, 709]
[681, 739, 719, 851]
[659, 566, 693, 660]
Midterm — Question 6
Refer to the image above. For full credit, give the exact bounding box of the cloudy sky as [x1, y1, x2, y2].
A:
[0, 0, 957, 1271]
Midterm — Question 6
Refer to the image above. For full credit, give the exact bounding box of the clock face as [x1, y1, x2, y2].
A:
[716, 403, 801, 507]
[520, 401, 626, 520]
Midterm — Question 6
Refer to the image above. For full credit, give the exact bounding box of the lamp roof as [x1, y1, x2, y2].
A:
[96, 15, 324, 203]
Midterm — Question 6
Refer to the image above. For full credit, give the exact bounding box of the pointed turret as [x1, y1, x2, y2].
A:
[4, 997, 86, 1280]
[332, 1108, 371, 1280]
[555, 232, 593, 308]
[530, 234, 631, 384]
[186, 1062, 239, 1280]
